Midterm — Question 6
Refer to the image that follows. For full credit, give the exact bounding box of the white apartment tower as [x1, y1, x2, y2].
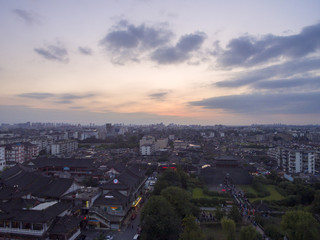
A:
[268, 147, 315, 174]
[0, 146, 6, 171]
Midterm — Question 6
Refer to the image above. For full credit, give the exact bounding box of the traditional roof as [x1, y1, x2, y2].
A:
[0, 202, 71, 223]
[106, 162, 126, 173]
[49, 216, 81, 234]
[1, 165, 76, 199]
[94, 190, 127, 206]
[36, 178, 74, 198]
[28, 158, 95, 169]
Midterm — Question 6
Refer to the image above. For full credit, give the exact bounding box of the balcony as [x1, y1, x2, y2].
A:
[0, 227, 45, 236]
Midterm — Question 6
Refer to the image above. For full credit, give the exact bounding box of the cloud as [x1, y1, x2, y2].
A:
[34, 45, 69, 63]
[190, 92, 320, 115]
[215, 58, 320, 88]
[59, 93, 96, 100]
[214, 22, 320, 68]
[17, 92, 97, 104]
[149, 91, 169, 101]
[17, 93, 55, 99]
[151, 32, 206, 64]
[100, 20, 172, 64]
[13, 9, 40, 25]
[78, 46, 93, 55]
[55, 100, 72, 104]
[252, 76, 320, 90]
[0, 105, 183, 125]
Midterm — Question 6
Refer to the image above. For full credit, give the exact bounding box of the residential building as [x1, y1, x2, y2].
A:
[0, 146, 5, 171]
[268, 147, 316, 174]
[51, 140, 78, 156]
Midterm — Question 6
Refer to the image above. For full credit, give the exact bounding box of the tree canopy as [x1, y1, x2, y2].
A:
[228, 205, 242, 223]
[281, 210, 320, 240]
[221, 218, 236, 240]
[179, 215, 204, 240]
[140, 195, 180, 240]
[161, 186, 198, 218]
[239, 225, 262, 240]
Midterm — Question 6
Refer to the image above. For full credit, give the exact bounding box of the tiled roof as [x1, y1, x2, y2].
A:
[49, 216, 81, 234]
[0, 202, 71, 223]
[36, 178, 74, 198]
[29, 158, 95, 169]
[94, 190, 127, 206]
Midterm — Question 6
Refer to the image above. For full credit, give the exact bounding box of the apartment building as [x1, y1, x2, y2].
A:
[0, 146, 5, 171]
[268, 147, 316, 174]
[51, 140, 78, 156]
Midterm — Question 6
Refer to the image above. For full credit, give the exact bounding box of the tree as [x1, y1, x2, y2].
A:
[140, 196, 180, 240]
[159, 169, 181, 186]
[221, 218, 236, 240]
[312, 190, 320, 214]
[153, 169, 181, 195]
[228, 205, 242, 223]
[215, 207, 224, 221]
[239, 225, 262, 240]
[281, 210, 320, 240]
[179, 215, 204, 240]
[264, 224, 283, 240]
[161, 186, 198, 218]
[153, 179, 169, 195]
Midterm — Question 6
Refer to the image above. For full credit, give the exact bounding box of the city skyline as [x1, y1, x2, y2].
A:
[1, 0, 320, 125]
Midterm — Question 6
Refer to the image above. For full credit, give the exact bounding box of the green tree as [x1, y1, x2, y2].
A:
[179, 215, 204, 240]
[312, 190, 320, 214]
[153, 179, 169, 195]
[240, 225, 262, 240]
[161, 186, 198, 218]
[140, 196, 180, 240]
[264, 224, 283, 240]
[159, 169, 181, 186]
[215, 207, 224, 221]
[228, 205, 242, 223]
[221, 218, 236, 240]
[281, 210, 320, 240]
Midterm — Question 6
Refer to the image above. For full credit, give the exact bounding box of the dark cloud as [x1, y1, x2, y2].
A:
[252, 76, 320, 90]
[214, 23, 320, 68]
[150, 47, 187, 64]
[149, 91, 168, 101]
[59, 93, 96, 100]
[13, 9, 40, 25]
[55, 100, 72, 104]
[17, 92, 96, 104]
[78, 46, 93, 55]
[151, 32, 206, 64]
[34, 45, 69, 63]
[17, 93, 54, 99]
[190, 92, 320, 114]
[215, 58, 320, 88]
[100, 20, 172, 64]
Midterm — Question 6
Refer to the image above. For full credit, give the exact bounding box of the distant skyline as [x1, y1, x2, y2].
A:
[1, 0, 320, 125]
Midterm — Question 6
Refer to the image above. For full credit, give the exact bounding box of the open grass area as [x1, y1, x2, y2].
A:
[240, 184, 284, 201]
[192, 188, 230, 199]
[193, 188, 211, 199]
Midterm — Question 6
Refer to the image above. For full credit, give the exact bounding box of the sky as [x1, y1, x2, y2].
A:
[0, 0, 320, 125]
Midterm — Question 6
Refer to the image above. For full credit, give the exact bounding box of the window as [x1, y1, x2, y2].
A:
[5, 221, 10, 228]
[33, 223, 43, 231]
[22, 222, 31, 229]
[11, 221, 20, 228]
